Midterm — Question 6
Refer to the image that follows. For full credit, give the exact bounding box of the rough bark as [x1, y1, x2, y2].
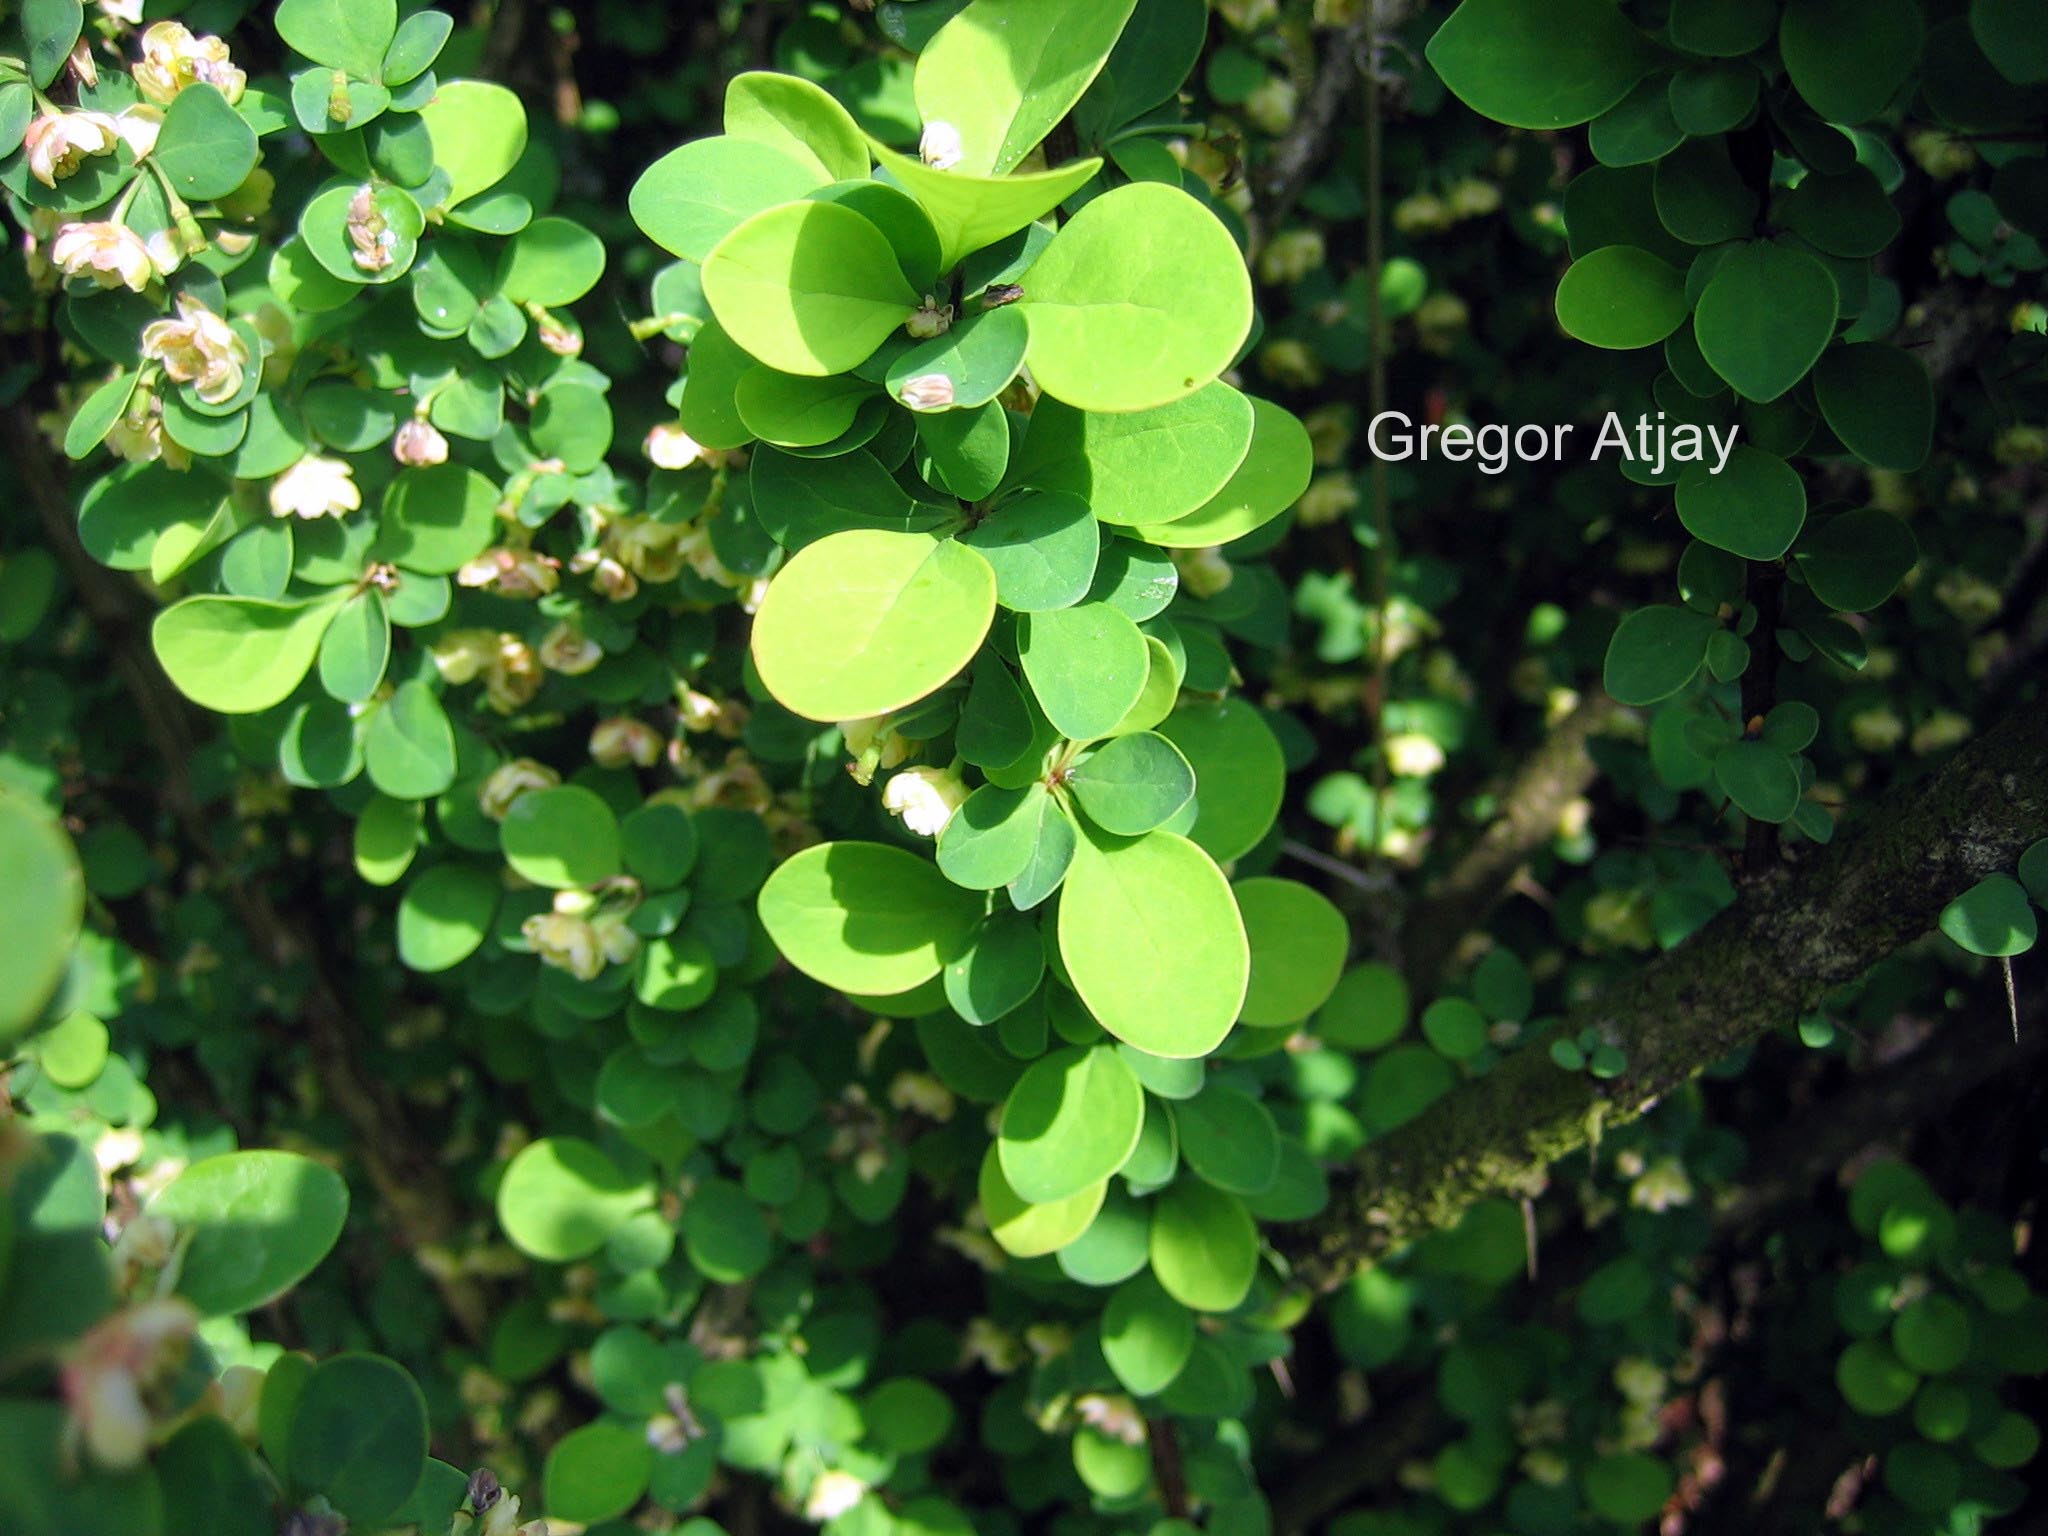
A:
[1281, 696, 2048, 1290]
[1401, 692, 1619, 985]
[1270, 995, 2045, 1533]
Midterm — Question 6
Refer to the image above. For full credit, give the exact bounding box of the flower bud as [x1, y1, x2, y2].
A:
[1384, 732, 1447, 778]
[1169, 546, 1234, 599]
[906, 295, 954, 339]
[880, 764, 968, 838]
[478, 758, 561, 820]
[393, 415, 449, 467]
[1258, 228, 1326, 286]
[804, 1470, 869, 1521]
[431, 629, 498, 685]
[347, 183, 394, 274]
[644, 422, 705, 470]
[919, 120, 964, 171]
[589, 716, 663, 769]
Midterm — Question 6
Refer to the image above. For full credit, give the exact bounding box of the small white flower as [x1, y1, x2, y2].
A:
[881, 764, 968, 837]
[643, 422, 704, 470]
[919, 120, 965, 170]
[804, 1470, 868, 1522]
[898, 372, 955, 412]
[60, 1298, 199, 1470]
[268, 454, 360, 520]
[111, 105, 162, 159]
[1384, 732, 1446, 777]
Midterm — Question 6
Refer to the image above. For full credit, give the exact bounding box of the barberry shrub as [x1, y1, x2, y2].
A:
[1, 0, 2045, 1534]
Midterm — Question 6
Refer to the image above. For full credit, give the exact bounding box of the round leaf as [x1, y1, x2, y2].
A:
[1676, 446, 1806, 560]
[1021, 183, 1253, 412]
[149, 1152, 348, 1316]
[1010, 382, 1255, 527]
[751, 530, 997, 722]
[1426, 0, 1652, 129]
[1694, 242, 1839, 403]
[1235, 877, 1348, 1026]
[758, 841, 982, 994]
[702, 200, 920, 377]
[1555, 246, 1688, 350]
[287, 1354, 428, 1528]
[497, 1137, 654, 1262]
[1057, 829, 1249, 1059]
[1939, 874, 2038, 958]
[500, 785, 622, 889]
[1149, 1180, 1258, 1313]
[152, 593, 344, 715]
[997, 1044, 1145, 1204]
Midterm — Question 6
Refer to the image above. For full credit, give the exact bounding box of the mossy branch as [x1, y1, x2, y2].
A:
[1281, 696, 2048, 1290]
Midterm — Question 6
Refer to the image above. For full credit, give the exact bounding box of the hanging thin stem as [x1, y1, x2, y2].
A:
[1363, 8, 1394, 869]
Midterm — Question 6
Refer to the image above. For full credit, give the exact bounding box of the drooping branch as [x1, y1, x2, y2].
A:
[1281, 695, 2048, 1290]
[1401, 692, 1619, 985]
[1255, 1, 1415, 233]
[1269, 1002, 2044, 1533]
[6, 405, 493, 1342]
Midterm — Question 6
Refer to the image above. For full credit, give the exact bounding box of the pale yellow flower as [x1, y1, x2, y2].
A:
[268, 455, 360, 519]
[522, 912, 603, 981]
[24, 111, 119, 188]
[882, 764, 968, 837]
[140, 294, 248, 405]
[484, 634, 542, 714]
[538, 622, 602, 675]
[51, 221, 156, 292]
[133, 21, 245, 106]
[458, 547, 561, 599]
